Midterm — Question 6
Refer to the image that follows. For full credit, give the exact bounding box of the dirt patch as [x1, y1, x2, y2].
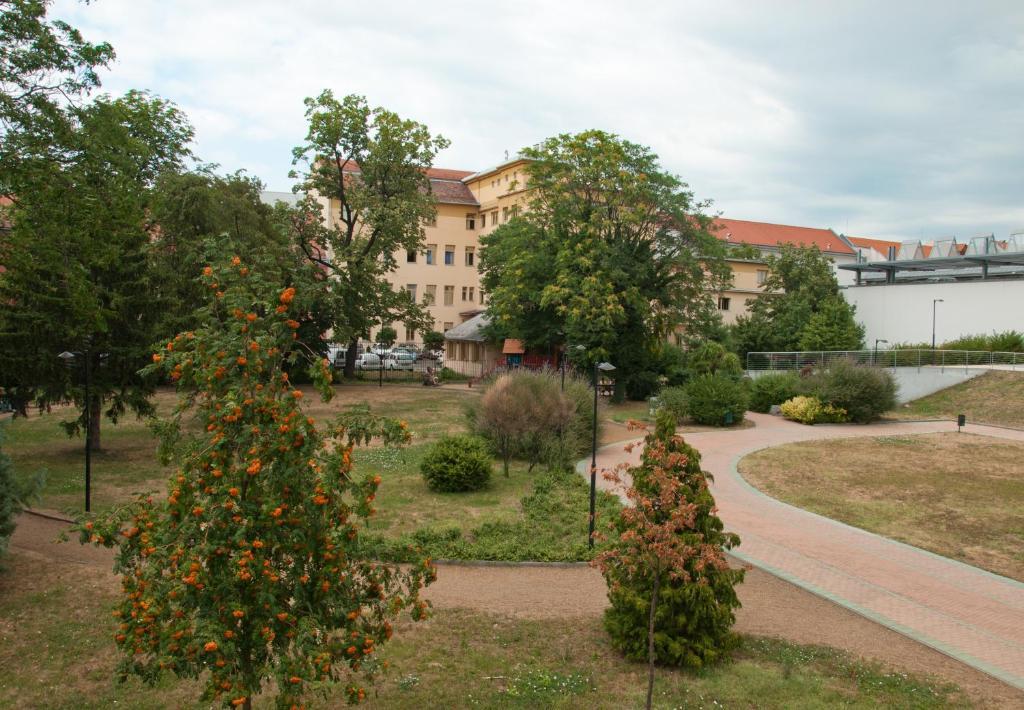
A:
[7, 513, 1020, 706]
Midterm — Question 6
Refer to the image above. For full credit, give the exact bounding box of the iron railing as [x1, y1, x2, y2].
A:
[746, 349, 1023, 372]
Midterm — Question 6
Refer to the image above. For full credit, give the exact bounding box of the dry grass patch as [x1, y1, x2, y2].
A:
[890, 371, 1024, 428]
[739, 432, 1024, 580]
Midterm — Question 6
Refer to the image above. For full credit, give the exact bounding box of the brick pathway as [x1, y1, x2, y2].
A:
[589, 414, 1024, 690]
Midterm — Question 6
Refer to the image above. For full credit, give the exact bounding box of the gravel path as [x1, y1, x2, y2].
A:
[588, 414, 1024, 698]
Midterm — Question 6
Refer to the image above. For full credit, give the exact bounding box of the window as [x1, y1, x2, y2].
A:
[406, 284, 417, 302]
[480, 212, 487, 228]
[406, 249, 417, 264]
[444, 245, 455, 265]
[424, 284, 437, 305]
[426, 244, 436, 265]
[466, 213, 475, 230]
[756, 269, 768, 285]
[718, 297, 731, 311]
[424, 215, 437, 228]
[479, 289, 485, 304]
[468, 286, 474, 301]
[511, 204, 520, 217]
[502, 207, 509, 222]
[443, 321, 453, 332]
[443, 285, 454, 306]
[461, 286, 468, 301]
[465, 246, 475, 266]
[491, 210, 498, 225]
[405, 327, 415, 341]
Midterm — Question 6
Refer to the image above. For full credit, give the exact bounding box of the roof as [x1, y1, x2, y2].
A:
[712, 218, 855, 255]
[339, 163, 478, 206]
[444, 312, 490, 342]
[462, 156, 531, 183]
[846, 236, 903, 254]
[502, 339, 525, 355]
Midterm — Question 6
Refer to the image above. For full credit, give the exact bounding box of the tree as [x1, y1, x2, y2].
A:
[374, 326, 397, 348]
[594, 412, 744, 709]
[76, 254, 434, 708]
[421, 330, 445, 352]
[798, 295, 865, 351]
[733, 244, 864, 357]
[0, 428, 41, 558]
[479, 130, 730, 399]
[148, 169, 334, 360]
[0, 90, 193, 447]
[289, 91, 447, 378]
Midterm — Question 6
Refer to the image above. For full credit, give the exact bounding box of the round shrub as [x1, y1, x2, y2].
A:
[808, 360, 897, 423]
[684, 373, 749, 426]
[779, 395, 847, 425]
[749, 372, 801, 413]
[658, 386, 688, 421]
[420, 435, 493, 492]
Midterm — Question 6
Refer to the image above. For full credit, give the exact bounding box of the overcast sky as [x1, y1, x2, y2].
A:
[53, 0, 1024, 242]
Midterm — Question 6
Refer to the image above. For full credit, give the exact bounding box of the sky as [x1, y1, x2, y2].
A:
[52, 0, 1024, 242]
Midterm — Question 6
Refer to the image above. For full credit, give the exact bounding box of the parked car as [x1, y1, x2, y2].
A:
[385, 352, 416, 370]
[353, 353, 382, 370]
[328, 344, 347, 369]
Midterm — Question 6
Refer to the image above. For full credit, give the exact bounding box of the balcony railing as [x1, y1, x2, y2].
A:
[745, 349, 1023, 372]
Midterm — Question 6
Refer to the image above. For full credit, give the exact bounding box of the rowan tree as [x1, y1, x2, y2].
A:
[289, 91, 446, 377]
[76, 254, 435, 708]
[594, 411, 743, 709]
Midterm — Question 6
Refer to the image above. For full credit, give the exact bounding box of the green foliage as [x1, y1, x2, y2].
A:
[0, 428, 42, 557]
[657, 386, 688, 421]
[656, 343, 689, 386]
[478, 130, 730, 396]
[798, 296, 866, 351]
[421, 331, 445, 351]
[596, 419, 744, 673]
[74, 254, 433, 707]
[289, 91, 447, 377]
[360, 467, 621, 562]
[805, 360, 897, 423]
[779, 396, 848, 425]
[375, 326, 397, 346]
[685, 374, 749, 426]
[469, 370, 593, 475]
[0, 89, 193, 438]
[733, 245, 864, 357]
[419, 435, 493, 493]
[749, 373, 801, 413]
[942, 331, 1024, 352]
[687, 341, 743, 379]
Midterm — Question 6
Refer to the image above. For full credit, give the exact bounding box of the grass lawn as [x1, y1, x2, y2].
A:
[739, 432, 1024, 581]
[3, 382, 619, 561]
[0, 549, 968, 709]
[890, 370, 1024, 428]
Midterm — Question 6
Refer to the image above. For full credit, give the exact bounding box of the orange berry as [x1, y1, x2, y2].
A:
[204, 641, 218, 652]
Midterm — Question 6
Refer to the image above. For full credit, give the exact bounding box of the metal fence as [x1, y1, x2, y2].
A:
[745, 349, 1024, 372]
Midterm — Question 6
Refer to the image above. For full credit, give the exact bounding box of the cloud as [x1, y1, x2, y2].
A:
[51, 0, 1024, 240]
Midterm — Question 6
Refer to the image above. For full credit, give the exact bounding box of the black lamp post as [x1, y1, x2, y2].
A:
[589, 360, 615, 548]
[931, 299, 944, 350]
[873, 338, 888, 366]
[58, 347, 93, 512]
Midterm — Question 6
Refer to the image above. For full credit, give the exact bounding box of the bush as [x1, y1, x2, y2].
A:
[624, 369, 660, 401]
[942, 331, 1024, 352]
[806, 360, 897, 423]
[685, 373, 749, 426]
[0, 429, 41, 558]
[779, 395, 847, 425]
[749, 372, 801, 413]
[420, 435, 493, 492]
[658, 386, 688, 421]
[470, 370, 596, 475]
[687, 341, 743, 380]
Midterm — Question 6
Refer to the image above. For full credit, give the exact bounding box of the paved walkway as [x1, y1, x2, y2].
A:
[588, 413, 1024, 691]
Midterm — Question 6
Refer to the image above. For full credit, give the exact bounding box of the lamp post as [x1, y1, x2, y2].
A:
[58, 347, 93, 512]
[873, 338, 888, 366]
[931, 299, 944, 350]
[589, 360, 616, 548]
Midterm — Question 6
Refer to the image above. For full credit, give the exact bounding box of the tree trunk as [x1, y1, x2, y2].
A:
[343, 337, 358, 379]
[89, 396, 102, 452]
[646, 566, 660, 710]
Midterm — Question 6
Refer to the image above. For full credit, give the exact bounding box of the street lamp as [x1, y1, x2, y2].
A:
[873, 338, 889, 366]
[931, 299, 944, 350]
[58, 347, 93, 512]
[589, 360, 616, 549]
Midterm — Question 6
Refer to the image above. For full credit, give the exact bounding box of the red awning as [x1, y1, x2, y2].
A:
[502, 339, 525, 355]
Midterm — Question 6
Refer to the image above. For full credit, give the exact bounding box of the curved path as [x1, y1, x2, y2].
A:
[587, 413, 1024, 691]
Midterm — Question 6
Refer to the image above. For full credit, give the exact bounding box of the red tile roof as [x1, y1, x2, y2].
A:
[846, 236, 902, 254]
[339, 163, 478, 206]
[713, 217, 855, 255]
[426, 168, 474, 180]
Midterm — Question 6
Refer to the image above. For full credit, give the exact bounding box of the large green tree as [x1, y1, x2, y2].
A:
[732, 244, 864, 357]
[479, 130, 730, 399]
[0, 89, 193, 447]
[289, 91, 447, 378]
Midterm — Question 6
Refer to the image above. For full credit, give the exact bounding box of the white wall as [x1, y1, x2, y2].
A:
[843, 279, 1024, 345]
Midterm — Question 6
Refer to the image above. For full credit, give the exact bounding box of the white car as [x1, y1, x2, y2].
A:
[353, 353, 382, 370]
[385, 352, 416, 370]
